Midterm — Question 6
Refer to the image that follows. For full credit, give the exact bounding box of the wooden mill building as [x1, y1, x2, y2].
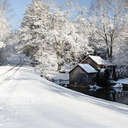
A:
[69, 55, 116, 88]
[69, 64, 98, 87]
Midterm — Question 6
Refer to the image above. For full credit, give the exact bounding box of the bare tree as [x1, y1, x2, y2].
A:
[88, 0, 128, 59]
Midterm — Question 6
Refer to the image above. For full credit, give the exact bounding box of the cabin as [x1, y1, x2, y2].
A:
[82, 55, 116, 80]
[69, 64, 98, 87]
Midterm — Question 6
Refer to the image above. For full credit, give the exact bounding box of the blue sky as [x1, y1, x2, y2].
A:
[9, 0, 91, 30]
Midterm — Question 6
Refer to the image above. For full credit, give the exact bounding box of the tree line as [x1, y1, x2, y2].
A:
[0, 0, 128, 77]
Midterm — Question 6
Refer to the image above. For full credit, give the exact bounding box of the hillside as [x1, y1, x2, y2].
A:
[0, 65, 128, 128]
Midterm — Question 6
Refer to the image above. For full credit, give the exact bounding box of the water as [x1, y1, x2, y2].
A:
[68, 86, 128, 105]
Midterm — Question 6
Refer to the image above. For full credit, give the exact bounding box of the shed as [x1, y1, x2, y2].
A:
[69, 64, 98, 87]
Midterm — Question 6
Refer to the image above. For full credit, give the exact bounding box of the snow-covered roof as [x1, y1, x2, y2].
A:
[79, 64, 98, 73]
[88, 55, 114, 66]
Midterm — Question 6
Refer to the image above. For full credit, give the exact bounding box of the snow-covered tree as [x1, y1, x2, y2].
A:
[19, 0, 57, 74]
[87, 0, 128, 59]
[0, 0, 10, 41]
[0, 0, 11, 64]
[19, 0, 92, 76]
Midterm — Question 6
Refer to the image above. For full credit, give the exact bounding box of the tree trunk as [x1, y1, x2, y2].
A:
[105, 38, 110, 59]
[109, 36, 114, 59]
[109, 44, 113, 59]
[57, 63, 61, 71]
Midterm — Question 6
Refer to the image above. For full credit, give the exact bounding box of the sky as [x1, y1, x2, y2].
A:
[9, 0, 91, 30]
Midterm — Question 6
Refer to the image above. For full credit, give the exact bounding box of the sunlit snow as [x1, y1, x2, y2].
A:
[0, 65, 127, 128]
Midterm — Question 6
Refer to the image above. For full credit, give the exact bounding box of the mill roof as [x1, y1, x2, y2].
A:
[88, 55, 115, 66]
[78, 64, 98, 73]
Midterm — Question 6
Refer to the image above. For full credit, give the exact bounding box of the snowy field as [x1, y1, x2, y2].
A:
[0, 65, 128, 128]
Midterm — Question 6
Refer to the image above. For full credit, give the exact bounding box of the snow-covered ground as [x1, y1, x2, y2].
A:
[0, 65, 128, 128]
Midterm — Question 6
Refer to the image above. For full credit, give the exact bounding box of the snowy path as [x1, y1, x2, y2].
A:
[0, 65, 128, 128]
